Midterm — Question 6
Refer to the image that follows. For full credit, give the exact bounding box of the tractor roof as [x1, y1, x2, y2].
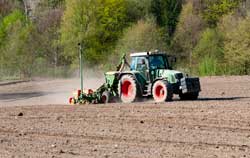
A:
[130, 51, 166, 57]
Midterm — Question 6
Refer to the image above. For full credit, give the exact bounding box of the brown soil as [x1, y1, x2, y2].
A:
[0, 76, 250, 158]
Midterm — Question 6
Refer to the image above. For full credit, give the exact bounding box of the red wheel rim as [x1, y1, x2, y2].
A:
[155, 85, 165, 99]
[121, 80, 133, 97]
[77, 90, 81, 97]
[69, 97, 73, 104]
[88, 89, 93, 94]
[101, 95, 107, 103]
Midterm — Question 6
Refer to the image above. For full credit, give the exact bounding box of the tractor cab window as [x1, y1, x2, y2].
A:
[130, 56, 148, 71]
[136, 57, 148, 71]
[149, 55, 168, 69]
[130, 57, 137, 70]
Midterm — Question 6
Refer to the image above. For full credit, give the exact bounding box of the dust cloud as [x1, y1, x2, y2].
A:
[0, 68, 106, 106]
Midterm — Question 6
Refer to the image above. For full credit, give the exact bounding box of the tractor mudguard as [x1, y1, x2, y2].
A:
[152, 77, 168, 85]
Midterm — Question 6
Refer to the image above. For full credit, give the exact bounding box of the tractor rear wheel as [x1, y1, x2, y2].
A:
[118, 74, 140, 103]
[152, 80, 173, 102]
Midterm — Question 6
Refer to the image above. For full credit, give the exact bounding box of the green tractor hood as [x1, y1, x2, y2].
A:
[155, 69, 184, 84]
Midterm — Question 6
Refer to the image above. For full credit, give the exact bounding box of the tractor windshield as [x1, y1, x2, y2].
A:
[149, 55, 169, 69]
[130, 55, 170, 71]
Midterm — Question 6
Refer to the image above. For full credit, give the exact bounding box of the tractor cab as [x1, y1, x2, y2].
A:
[130, 52, 170, 71]
[129, 52, 174, 82]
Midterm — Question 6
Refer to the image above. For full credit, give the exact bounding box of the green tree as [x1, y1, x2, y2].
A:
[0, 9, 26, 46]
[95, 0, 128, 52]
[0, 0, 22, 19]
[203, 0, 241, 26]
[35, 0, 65, 11]
[151, 0, 182, 39]
[171, 2, 204, 66]
[0, 10, 37, 79]
[193, 28, 224, 75]
[125, 0, 152, 22]
[48, 0, 65, 8]
[224, 17, 250, 75]
[61, 0, 129, 66]
[34, 1, 65, 68]
[115, 18, 167, 59]
[60, 0, 97, 64]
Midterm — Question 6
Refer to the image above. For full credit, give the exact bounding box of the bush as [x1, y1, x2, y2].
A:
[202, 0, 241, 26]
[115, 18, 167, 57]
[223, 16, 250, 75]
[0, 10, 37, 79]
[150, 0, 182, 38]
[60, 0, 129, 65]
[193, 28, 224, 75]
[172, 2, 204, 65]
[102, 18, 167, 70]
[198, 56, 217, 76]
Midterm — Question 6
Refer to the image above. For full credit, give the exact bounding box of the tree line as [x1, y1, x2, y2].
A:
[0, 0, 249, 80]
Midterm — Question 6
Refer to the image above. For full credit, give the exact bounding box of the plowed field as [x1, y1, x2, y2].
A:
[0, 76, 250, 158]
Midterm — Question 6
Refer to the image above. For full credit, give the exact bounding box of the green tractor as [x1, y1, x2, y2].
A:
[105, 51, 201, 103]
[69, 48, 201, 104]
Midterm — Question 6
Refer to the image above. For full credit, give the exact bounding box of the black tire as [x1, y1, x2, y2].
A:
[101, 91, 110, 104]
[118, 74, 140, 103]
[152, 80, 173, 102]
[179, 92, 199, 100]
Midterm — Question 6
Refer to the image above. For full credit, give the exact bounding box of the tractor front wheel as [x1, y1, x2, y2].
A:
[152, 80, 173, 102]
[118, 74, 140, 103]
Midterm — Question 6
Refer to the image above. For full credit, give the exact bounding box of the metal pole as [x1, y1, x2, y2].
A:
[79, 43, 83, 93]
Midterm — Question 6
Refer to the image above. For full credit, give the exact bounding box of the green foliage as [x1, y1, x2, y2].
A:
[172, 2, 204, 62]
[203, 0, 241, 26]
[151, 0, 182, 38]
[48, 0, 65, 8]
[36, 0, 65, 10]
[0, 10, 26, 57]
[193, 28, 224, 75]
[125, 0, 152, 21]
[102, 17, 167, 70]
[0, 10, 25, 46]
[34, 6, 64, 66]
[193, 28, 224, 59]
[223, 16, 250, 75]
[32, 57, 73, 78]
[61, 0, 129, 66]
[60, 0, 97, 63]
[115, 18, 167, 57]
[0, 9, 37, 78]
[198, 56, 218, 76]
[1, 0, 249, 80]
[95, 0, 128, 50]
[0, 0, 22, 18]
